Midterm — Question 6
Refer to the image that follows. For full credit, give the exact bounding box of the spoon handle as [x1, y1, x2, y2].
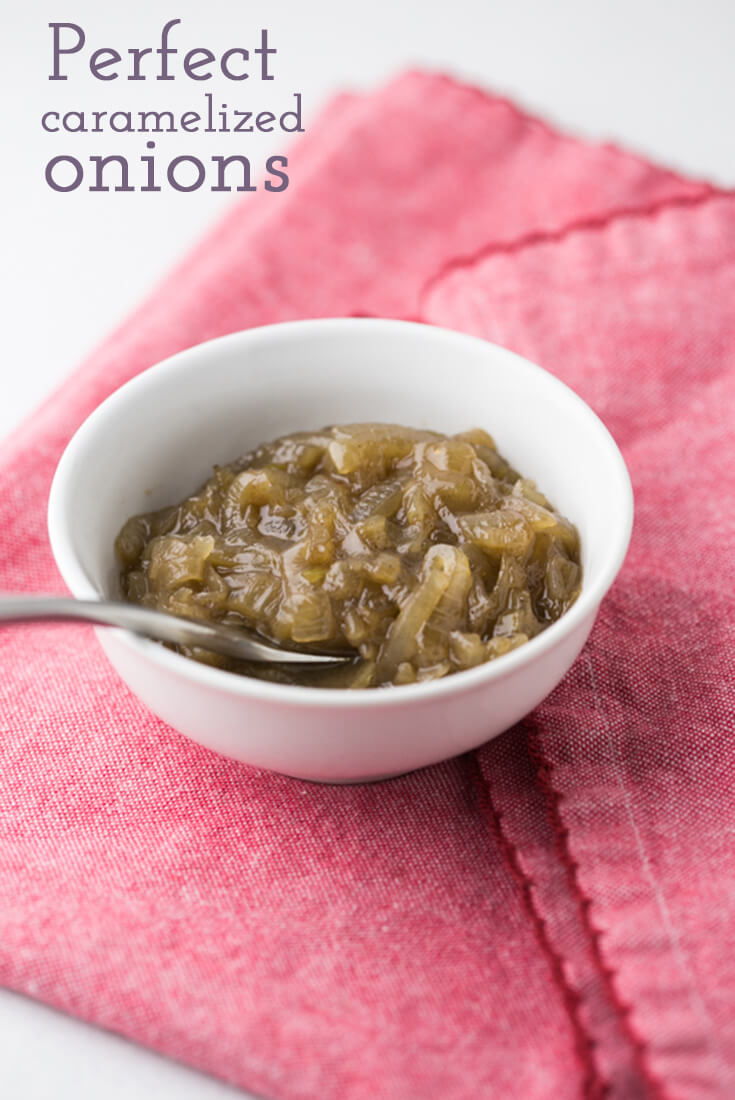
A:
[0, 596, 347, 666]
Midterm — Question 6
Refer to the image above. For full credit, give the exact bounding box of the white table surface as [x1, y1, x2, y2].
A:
[1, 0, 733, 1096]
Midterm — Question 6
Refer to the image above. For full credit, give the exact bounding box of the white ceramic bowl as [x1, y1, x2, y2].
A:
[48, 319, 633, 782]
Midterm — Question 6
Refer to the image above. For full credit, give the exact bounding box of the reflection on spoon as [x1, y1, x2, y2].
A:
[0, 596, 353, 668]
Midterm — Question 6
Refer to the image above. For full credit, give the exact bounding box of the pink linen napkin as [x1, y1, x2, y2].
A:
[1, 71, 733, 1099]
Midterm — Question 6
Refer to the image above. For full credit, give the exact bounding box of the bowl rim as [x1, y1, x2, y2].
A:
[48, 317, 634, 709]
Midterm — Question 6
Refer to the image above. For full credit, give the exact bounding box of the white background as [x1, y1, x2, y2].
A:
[1, 0, 733, 1096]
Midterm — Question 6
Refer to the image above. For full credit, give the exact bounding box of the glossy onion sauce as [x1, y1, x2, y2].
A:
[116, 424, 582, 687]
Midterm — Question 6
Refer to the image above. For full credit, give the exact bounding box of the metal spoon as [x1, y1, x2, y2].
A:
[0, 596, 352, 668]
